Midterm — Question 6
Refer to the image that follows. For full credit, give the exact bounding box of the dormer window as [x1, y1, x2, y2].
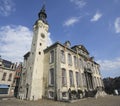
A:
[64, 41, 71, 48]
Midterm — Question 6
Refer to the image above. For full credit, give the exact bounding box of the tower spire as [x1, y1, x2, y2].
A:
[42, 0, 46, 6]
[38, 3, 48, 24]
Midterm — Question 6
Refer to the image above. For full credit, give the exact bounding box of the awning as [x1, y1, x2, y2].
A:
[0, 84, 9, 88]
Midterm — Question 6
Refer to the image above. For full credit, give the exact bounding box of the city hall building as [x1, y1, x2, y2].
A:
[18, 5, 104, 101]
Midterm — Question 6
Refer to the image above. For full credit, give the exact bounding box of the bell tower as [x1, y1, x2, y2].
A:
[27, 5, 49, 100]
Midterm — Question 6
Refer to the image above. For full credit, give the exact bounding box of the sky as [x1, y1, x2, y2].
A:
[0, 0, 120, 78]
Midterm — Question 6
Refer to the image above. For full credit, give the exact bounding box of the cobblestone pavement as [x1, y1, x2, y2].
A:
[0, 95, 120, 106]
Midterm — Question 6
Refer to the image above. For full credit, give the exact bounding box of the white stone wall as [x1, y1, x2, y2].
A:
[43, 44, 104, 100]
[0, 67, 15, 96]
[19, 20, 49, 100]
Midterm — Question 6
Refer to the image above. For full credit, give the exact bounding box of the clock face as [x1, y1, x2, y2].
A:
[41, 33, 45, 39]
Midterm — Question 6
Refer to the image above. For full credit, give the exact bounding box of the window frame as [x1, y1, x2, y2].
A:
[76, 72, 80, 87]
[82, 73, 86, 87]
[48, 91, 54, 99]
[61, 50, 65, 63]
[69, 70, 74, 86]
[74, 56, 78, 68]
[49, 50, 54, 64]
[68, 53, 72, 65]
[2, 72, 7, 81]
[62, 68, 67, 86]
[8, 73, 12, 81]
[49, 68, 54, 86]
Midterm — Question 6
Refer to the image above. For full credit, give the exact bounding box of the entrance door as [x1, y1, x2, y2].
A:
[85, 72, 93, 90]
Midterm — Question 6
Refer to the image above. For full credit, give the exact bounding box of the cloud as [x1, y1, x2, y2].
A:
[114, 17, 120, 33]
[0, 25, 32, 62]
[0, 25, 53, 62]
[97, 58, 120, 77]
[97, 58, 120, 71]
[63, 17, 80, 27]
[70, 0, 86, 8]
[0, 0, 15, 16]
[47, 32, 53, 46]
[91, 12, 102, 22]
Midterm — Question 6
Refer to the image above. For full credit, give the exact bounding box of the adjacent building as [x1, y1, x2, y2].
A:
[18, 5, 104, 101]
[13, 63, 22, 97]
[0, 57, 16, 96]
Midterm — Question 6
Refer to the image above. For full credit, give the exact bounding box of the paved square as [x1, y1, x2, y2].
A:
[0, 95, 120, 106]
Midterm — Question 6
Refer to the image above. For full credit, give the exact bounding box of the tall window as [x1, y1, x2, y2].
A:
[79, 59, 81, 68]
[50, 50, 54, 63]
[97, 77, 100, 86]
[2, 72, 7, 81]
[8, 73, 12, 81]
[62, 68, 67, 86]
[68, 53, 72, 65]
[76, 72, 80, 87]
[100, 78, 103, 86]
[82, 73, 86, 86]
[95, 77, 97, 86]
[94, 77, 97, 87]
[61, 50, 65, 63]
[98, 78, 101, 86]
[74, 56, 77, 68]
[69, 70, 74, 86]
[49, 69, 54, 85]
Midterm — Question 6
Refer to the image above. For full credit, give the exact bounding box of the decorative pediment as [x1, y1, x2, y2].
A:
[77, 45, 89, 55]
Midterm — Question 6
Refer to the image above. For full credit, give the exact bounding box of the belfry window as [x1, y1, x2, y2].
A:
[39, 51, 41, 55]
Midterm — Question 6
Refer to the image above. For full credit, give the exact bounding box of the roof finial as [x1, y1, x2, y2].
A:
[42, 0, 46, 7]
[38, 0, 48, 24]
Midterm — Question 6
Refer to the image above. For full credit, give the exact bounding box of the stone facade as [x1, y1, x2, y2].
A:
[0, 57, 16, 96]
[18, 5, 104, 101]
[14, 63, 22, 97]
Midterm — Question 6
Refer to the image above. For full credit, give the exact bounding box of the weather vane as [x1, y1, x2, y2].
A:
[42, 0, 46, 5]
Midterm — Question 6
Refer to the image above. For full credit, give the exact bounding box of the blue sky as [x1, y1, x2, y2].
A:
[0, 0, 120, 78]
